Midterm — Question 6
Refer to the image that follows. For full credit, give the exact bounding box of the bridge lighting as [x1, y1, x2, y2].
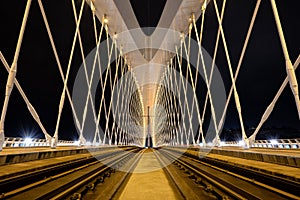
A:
[90, 1, 95, 13]
[202, 0, 207, 11]
[86, 141, 92, 146]
[74, 140, 80, 146]
[103, 15, 108, 24]
[270, 139, 278, 145]
[24, 137, 32, 146]
[220, 141, 225, 146]
[207, 142, 213, 146]
[180, 32, 185, 40]
[24, 137, 32, 143]
[238, 140, 245, 146]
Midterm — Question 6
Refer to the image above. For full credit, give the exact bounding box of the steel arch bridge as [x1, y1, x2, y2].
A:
[0, 0, 299, 151]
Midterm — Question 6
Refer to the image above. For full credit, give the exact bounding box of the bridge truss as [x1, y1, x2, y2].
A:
[0, 0, 299, 150]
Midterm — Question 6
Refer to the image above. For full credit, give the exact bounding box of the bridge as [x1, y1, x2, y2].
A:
[0, 0, 299, 199]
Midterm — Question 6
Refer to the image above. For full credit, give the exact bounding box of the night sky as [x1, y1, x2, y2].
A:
[0, 0, 299, 140]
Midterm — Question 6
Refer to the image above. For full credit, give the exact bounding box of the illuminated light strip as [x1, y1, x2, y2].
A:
[53, 0, 85, 141]
[212, 0, 248, 147]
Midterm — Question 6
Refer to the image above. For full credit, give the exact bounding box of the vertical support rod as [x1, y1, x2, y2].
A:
[0, 0, 32, 151]
[270, 0, 300, 118]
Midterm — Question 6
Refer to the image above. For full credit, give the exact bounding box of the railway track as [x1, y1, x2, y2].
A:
[74, 148, 145, 200]
[158, 148, 300, 200]
[0, 147, 142, 200]
[1, 147, 299, 199]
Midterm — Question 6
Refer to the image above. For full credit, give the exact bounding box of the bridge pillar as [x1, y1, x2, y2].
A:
[213, 135, 221, 147]
[248, 135, 255, 148]
[243, 137, 250, 149]
[78, 135, 86, 146]
[50, 137, 57, 149]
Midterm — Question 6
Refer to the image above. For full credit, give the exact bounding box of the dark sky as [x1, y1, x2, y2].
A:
[0, 0, 299, 140]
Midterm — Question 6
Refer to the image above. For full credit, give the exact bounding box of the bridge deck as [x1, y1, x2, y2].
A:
[1, 146, 299, 181]
[0, 146, 84, 155]
[0, 152, 91, 180]
[221, 146, 300, 157]
[119, 149, 178, 199]
[206, 152, 300, 181]
[1, 146, 300, 156]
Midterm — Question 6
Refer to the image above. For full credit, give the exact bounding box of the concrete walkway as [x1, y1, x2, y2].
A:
[119, 149, 178, 200]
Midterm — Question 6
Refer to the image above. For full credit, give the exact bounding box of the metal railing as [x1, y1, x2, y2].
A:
[2, 137, 300, 149]
[3, 137, 77, 148]
[222, 138, 300, 149]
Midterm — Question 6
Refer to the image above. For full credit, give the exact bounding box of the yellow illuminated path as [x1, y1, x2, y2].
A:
[119, 149, 178, 200]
